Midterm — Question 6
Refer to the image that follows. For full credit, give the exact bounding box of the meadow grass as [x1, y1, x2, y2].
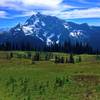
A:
[0, 51, 100, 100]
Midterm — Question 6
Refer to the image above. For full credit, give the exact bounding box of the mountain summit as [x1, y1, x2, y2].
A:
[0, 13, 100, 49]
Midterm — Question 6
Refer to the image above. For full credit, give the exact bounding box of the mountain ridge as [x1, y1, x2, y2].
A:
[0, 12, 100, 50]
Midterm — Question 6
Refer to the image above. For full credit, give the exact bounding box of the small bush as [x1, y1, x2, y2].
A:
[68, 53, 75, 64]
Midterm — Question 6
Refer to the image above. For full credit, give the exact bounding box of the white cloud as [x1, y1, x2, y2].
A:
[0, 0, 100, 20]
[11, 11, 37, 18]
[21, 0, 62, 8]
[57, 7, 100, 19]
[0, 0, 75, 11]
[0, 0, 75, 19]
[32, 7, 99, 20]
[0, 0, 63, 10]
[0, 11, 8, 18]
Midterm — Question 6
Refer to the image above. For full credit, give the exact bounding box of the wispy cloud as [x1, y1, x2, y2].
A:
[57, 7, 100, 19]
[0, 0, 64, 10]
[0, 0, 75, 18]
[21, 0, 62, 8]
[0, 11, 8, 18]
[0, 0, 100, 20]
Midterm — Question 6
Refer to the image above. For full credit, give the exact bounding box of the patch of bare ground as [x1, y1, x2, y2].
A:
[72, 75, 100, 100]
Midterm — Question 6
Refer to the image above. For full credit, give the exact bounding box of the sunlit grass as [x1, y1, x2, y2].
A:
[0, 51, 99, 100]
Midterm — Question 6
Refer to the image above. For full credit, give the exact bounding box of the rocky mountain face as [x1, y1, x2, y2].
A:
[0, 12, 100, 49]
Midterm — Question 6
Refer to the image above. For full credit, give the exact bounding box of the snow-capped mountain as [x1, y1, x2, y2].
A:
[0, 12, 100, 49]
[9, 12, 70, 46]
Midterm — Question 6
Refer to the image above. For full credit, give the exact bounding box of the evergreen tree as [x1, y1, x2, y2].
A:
[60, 57, 64, 63]
[10, 52, 13, 59]
[55, 56, 58, 63]
[27, 52, 32, 59]
[45, 54, 49, 61]
[31, 55, 35, 64]
[54, 56, 61, 63]
[79, 56, 82, 62]
[34, 52, 40, 61]
[69, 53, 74, 64]
[65, 57, 68, 63]
[6, 52, 13, 60]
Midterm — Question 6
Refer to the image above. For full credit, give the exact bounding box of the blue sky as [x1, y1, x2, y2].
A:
[0, 0, 100, 28]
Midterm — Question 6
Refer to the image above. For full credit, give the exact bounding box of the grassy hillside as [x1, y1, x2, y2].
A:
[0, 51, 100, 100]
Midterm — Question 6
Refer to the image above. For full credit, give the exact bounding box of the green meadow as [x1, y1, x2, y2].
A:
[0, 51, 100, 100]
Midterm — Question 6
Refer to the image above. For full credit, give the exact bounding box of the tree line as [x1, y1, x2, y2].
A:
[0, 40, 98, 54]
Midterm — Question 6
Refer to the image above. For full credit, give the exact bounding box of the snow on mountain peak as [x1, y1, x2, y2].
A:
[8, 13, 91, 47]
[22, 26, 33, 36]
[70, 30, 84, 38]
[34, 18, 39, 25]
[47, 38, 53, 45]
[63, 23, 71, 30]
[41, 21, 46, 27]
